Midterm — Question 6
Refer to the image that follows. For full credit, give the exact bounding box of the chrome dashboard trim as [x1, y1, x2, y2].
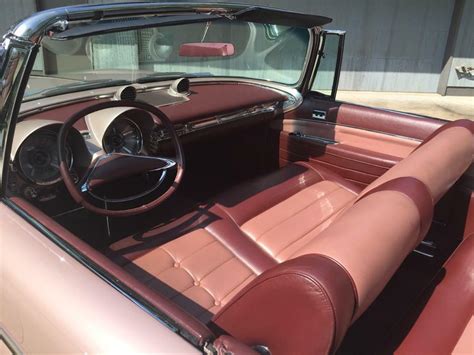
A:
[152, 104, 278, 142]
[19, 79, 302, 117]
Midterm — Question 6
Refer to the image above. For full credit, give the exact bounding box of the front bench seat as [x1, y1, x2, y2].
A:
[109, 161, 360, 322]
[109, 119, 474, 354]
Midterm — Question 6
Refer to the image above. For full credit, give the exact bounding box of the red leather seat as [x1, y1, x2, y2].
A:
[109, 119, 474, 354]
[394, 234, 474, 355]
[109, 161, 360, 323]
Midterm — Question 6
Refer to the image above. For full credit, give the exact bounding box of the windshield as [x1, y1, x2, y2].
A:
[24, 21, 310, 101]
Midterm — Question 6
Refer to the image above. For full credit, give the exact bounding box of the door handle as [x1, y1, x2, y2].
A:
[289, 131, 338, 145]
[312, 110, 326, 120]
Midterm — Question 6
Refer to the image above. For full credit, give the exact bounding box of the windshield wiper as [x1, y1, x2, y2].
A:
[136, 72, 213, 84]
[27, 79, 132, 100]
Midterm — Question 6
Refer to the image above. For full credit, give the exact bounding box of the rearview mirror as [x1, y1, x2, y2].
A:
[179, 43, 235, 57]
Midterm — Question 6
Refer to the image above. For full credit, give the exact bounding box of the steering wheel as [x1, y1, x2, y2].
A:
[58, 100, 184, 217]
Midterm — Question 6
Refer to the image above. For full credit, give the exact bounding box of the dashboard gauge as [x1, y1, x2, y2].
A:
[18, 131, 72, 185]
[103, 117, 143, 155]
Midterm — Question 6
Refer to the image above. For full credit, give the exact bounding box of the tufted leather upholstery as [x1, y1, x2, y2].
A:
[109, 161, 359, 324]
[108, 119, 474, 354]
[123, 229, 257, 322]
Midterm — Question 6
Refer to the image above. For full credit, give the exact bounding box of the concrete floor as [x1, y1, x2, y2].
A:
[336, 91, 474, 121]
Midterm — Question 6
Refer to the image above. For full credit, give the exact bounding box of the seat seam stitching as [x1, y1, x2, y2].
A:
[156, 249, 204, 284]
[166, 254, 243, 306]
[251, 184, 343, 242]
[216, 167, 323, 226]
[170, 282, 215, 305]
[157, 240, 223, 288]
[192, 254, 235, 282]
[174, 257, 248, 308]
[275, 200, 351, 259]
[203, 226, 262, 275]
[214, 273, 256, 304]
[285, 203, 361, 260]
[293, 159, 361, 195]
[160, 237, 216, 264]
[247, 183, 340, 241]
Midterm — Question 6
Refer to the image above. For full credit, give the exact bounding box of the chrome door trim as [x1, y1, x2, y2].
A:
[289, 131, 338, 145]
[0, 327, 23, 355]
[293, 118, 423, 142]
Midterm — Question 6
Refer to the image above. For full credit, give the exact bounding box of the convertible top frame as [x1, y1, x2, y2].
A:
[6, 3, 331, 44]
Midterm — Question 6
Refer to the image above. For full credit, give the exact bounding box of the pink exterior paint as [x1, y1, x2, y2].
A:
[0, 202, 198, 354]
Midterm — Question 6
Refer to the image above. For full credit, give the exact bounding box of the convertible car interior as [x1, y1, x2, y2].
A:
[1, 3, 473, 354]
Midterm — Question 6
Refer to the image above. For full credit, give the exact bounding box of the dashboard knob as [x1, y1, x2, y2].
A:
[23, 186, 38, 200]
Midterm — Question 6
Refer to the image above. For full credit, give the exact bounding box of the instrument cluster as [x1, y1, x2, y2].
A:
[17, 129, 73, 186]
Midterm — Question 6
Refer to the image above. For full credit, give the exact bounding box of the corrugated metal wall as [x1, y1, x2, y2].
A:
[1, 0, 471, 93]
[193, 0, 455, 92]
[0, 0, 36, 35]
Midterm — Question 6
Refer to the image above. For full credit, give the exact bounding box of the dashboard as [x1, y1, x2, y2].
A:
[9, 80, 298, 205]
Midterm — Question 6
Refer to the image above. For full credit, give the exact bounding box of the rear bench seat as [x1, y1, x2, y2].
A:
[109, 119, 474, 354]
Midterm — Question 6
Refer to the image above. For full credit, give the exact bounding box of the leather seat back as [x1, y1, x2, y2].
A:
[212, 254, 357, 354]
[290, 177, 432, 318]
[360, 120, 474, 203]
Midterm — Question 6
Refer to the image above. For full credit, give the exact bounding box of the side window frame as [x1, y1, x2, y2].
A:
[310, 30, 346, 100]
[0, 40, 38, 195]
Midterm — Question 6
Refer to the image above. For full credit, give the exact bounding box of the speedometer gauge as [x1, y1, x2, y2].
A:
[103, 117, 143, 155]
[18, 131, 72, 185]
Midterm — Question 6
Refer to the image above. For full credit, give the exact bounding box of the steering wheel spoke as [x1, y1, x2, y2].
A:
[80, 153, 176, 193]
[58, 100, 184, 217]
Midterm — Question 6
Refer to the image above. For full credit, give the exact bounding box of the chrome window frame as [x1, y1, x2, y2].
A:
[0, 38, 38, 192]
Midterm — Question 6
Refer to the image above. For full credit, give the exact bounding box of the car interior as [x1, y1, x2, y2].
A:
[7, 79, 473, 354]
[2, 6, 472, 353]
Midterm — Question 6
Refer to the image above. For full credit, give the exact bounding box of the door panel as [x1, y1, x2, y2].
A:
[277, 94, 445, 187]
[286, 95, 444, 139]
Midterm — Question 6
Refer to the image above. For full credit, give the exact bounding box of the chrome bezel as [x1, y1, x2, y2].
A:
[102, 116, 143, 155]
[17, 129, 73, 186]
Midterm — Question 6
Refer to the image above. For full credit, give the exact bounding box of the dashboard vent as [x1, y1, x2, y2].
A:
[114, 85, 137, 101]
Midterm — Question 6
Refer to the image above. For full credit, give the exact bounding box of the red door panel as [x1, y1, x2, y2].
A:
[277, 94, 445, 187]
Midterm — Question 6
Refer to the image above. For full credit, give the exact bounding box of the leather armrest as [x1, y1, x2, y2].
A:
[211, 254, 356, 355]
